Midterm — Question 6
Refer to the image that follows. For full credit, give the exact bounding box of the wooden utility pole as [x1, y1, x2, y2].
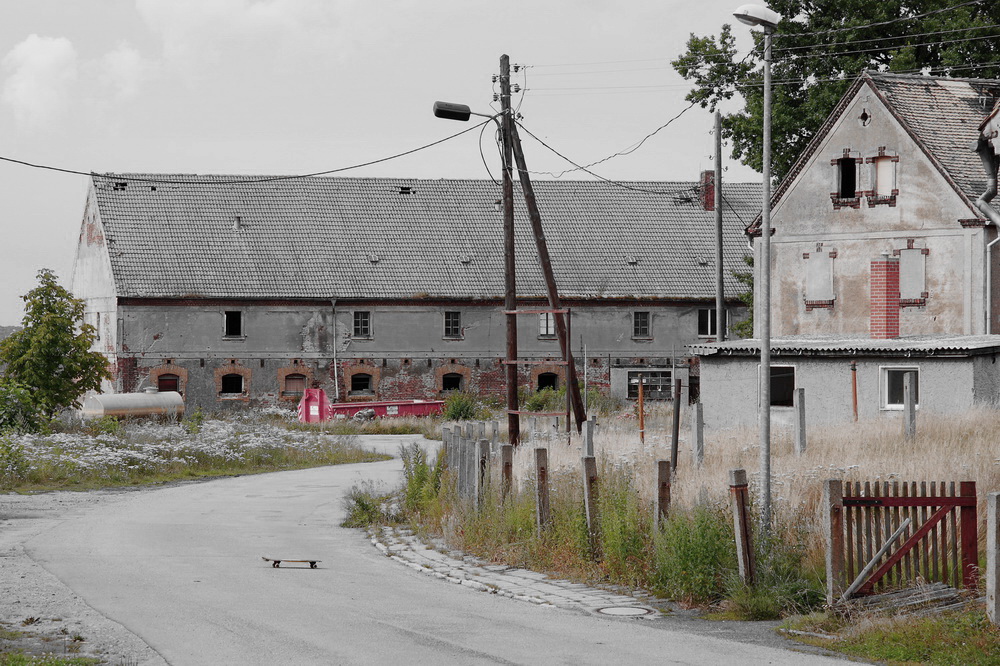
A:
[508, 120, 587, 432]
[500, 54, 520, 447]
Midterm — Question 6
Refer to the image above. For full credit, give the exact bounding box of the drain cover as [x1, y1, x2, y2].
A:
[596, 606, 653, 616]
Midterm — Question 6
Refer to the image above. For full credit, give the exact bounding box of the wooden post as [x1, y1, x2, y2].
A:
[500, 444, 513, 500]
[534, 447, 551, 534]
[582, 456, 599, 559]
[960, 481, 979, 589]
[637, 373, 645, 444]
[655, 460, 671, 529]
[903, 371, 916, 440]
[583, 418, 595, 457]
[670, 378, 681, 472]
[691, 402, 704, 468]
[987, 491, 999, 625]
[824, 479, 846, 604]
[730, 469, 755, 585]
[500, 54, 520, 450]
[794, 387, 806, 456]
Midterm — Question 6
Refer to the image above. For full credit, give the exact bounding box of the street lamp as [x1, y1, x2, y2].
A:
[734, 3, 781, 531]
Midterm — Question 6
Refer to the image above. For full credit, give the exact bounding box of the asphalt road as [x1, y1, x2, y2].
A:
[27, 435, 848, 665]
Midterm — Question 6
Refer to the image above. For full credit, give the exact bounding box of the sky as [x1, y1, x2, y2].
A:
[0, 0, 763, 325]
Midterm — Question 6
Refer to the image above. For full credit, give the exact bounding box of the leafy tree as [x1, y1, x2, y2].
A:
[731, 255, 755, 338]
[0, 269, 111, 419]
[673, 1, 1000, 180]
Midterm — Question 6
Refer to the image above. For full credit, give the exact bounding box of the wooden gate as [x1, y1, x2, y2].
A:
[824, 480, 978, 603]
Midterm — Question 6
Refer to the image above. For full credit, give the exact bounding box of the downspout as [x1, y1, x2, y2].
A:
[975, 137, 1000, 333]
[330, 299, 339, 401]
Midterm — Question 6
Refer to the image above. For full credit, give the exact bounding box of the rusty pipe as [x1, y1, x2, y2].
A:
[850, 360, 858, 422]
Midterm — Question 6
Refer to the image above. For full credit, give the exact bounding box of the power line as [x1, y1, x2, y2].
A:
[773, 22, 1000, 53]
[775, 31, 1000, 62]
[0, 119, 494, 185]
[774, 0, 986, 39]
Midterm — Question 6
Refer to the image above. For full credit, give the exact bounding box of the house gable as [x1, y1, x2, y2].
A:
[70, 184, 118, 356]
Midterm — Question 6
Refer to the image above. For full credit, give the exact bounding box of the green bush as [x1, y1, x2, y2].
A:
[399, 442, 444, 513]
[0, 436, 30, 486]
[341, 482, 399, 527]
[0, 380, 44, 433]
[443, 392, 483, 420]
[87, 415, 124, 438]
[651, 505, 735, 604]
[597, 468, 650, 586]
[182, 407, 205, 434]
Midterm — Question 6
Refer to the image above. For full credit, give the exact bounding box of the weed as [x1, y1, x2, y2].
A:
[651, 505, 735, 605]
[340, 482, 399, 527]
[181, 407, 205, 435]
[0, 437, 29, 486]
[442, 392, 484, 421]
[87, 416, 124, 438]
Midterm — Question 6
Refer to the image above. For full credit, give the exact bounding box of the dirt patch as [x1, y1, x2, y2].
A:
[0, 489, 166, 665]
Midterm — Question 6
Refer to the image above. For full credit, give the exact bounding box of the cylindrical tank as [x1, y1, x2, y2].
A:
[81, 389, 185, 419]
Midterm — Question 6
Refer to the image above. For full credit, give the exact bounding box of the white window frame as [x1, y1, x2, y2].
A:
[538, 312, 556, 338]
[697, 308, 727, 338]
[881, 365, 919, 411]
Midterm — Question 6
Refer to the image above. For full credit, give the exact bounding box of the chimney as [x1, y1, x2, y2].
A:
[700, 170, 715, 211]
[870, 253, 900, 339]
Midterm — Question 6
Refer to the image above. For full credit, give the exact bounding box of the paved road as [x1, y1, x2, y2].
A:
[27, 435, 848, 665]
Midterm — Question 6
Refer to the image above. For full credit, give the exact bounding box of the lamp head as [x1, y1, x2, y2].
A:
[433, 101, 472, 122]
[733, 4, 781, 30]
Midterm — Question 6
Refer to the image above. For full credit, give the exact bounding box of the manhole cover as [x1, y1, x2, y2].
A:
[595, 606, 653, 616]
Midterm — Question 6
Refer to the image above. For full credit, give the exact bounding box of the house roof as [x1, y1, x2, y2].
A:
[750, 71, 1000, 234]
[89, 174, 762, 301]
[689, 334, 1000, 358]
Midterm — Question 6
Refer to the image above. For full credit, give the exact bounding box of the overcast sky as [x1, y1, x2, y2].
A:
[0, 0, 762, 325]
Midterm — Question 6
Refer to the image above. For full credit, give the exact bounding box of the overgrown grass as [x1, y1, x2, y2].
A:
[0, 411, 390, 492]
[0, 655, 100, 666]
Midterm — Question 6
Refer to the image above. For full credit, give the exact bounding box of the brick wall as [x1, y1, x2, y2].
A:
[870, 255, 901, 339]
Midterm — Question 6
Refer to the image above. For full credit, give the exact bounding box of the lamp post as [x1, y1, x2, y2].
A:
[734, 3, 781, 531]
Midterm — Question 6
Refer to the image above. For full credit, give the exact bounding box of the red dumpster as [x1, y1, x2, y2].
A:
[328, 400, 445, 419]
[297, 388, 333, 423]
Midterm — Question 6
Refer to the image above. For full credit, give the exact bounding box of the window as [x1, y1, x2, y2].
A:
[220, 374, 244, 395]
[882, 367, 919, 410]
[350, 373, 373, 393]
[282, 373, 306, 399]
[444, 311, 462, 338]
[537, 372, 558, 391]
[770, 366, 795, 407]
[837, 157, 857, 198]
[633, 311, 651, 338]
[539, 312, 556, 338]
[697, 309, 726, 337]
[158, 373, 179, 393]
[866, 149, 899, 206]
[224, 311, 243, 338]
[804, 248, 836, 310]
[898, 246, 928, 306]
[353, 311, 371, 338]
[441, 373, 463, 392]
[627, 371, 672, 400]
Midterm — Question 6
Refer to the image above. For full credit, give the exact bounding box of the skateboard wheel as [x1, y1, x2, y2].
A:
[310, 562, 317, 569]
[272, 561, 280, 568]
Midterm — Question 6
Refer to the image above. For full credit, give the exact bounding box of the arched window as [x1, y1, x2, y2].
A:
[158, 373, 179, 393]
[442, 373, 463, 392]
[282, 373, 307, 398]
[221, 374, 244, 395]
[537, 372, 558, 391]
[351, 373, 373, 394]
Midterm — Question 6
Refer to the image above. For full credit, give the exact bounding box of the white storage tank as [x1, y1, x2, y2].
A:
[81, 387, 185, 419]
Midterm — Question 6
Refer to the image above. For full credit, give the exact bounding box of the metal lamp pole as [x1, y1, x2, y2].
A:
[734, 4, 781, 532]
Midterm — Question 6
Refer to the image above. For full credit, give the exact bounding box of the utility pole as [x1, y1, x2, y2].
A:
[714, 111, 725, 343]
[500, 54, 520, 447]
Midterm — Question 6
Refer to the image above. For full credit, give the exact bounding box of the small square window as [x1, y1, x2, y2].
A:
[444, 311, 462, 338]
[224, 311, 243, 338]
[539, 312, 556, 338]
[633, 311, 651, 338]
[883, 367, 918, 410]
[697, 309, 726, 337]
[353, 311, 371, 338]
[220, 373, 244, 395]
[350, 372, 373, 394]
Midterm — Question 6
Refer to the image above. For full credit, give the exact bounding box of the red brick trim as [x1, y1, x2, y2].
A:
[214, 360, 251, 402]
[148, 363, 189, 396]
[344, 361, 380, 399]
[529, 362, 568, 390]
[805, 300, 835, 311]
[960, 218, 988, 228]
[277, 360, 314, 402]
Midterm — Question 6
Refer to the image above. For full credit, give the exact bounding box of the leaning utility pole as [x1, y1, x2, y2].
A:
[500, 55, 520, 447]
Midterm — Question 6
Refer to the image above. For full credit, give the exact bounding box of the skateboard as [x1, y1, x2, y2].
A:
[262, 557, 320, 569]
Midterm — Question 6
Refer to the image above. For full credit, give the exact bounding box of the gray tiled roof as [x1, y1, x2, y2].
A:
[690, 334, 1000, 357]
[91, 175, 762, 301]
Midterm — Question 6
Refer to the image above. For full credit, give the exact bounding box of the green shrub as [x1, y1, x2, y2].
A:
[88, 415, 124, 437]
[0, 381, 44, 434]
[341, 482, 399, 527]
[651, 505, 735, 604]
[182, 407, 205, 434]
[0, 437, 29, 486]
[597, 468, 650, 586]
[399, 442, 444, 513]
[443, 392, 483, 420]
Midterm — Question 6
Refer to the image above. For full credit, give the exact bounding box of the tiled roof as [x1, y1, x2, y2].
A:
[689, 334, 1000, 357]
[91, 174, 762, 301]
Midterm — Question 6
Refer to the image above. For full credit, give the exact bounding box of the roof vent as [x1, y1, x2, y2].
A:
[399, 186, 414, 195]
[697, 257, 708, 266]
[460, 255, 473, 264]
[626, 255, 639, 265]
[113, 181, 128, 191]
[368, 254, 380, 264]
[494, 199, 502, 212]
[233, 215, 242, 231]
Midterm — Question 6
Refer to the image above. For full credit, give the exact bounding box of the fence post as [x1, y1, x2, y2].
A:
[729, 469, 755, 585]
[794, 387, 806, 455]
[534, 447, 550, 535]
[491, 420, 499, 450]
[987, 491, 999, 625]
[582, 456, 599, 559]
[655, 460, 671, 529]
[442, 426, 452, 474]
[824, 479, 846, 604]
[528, 417, 537, 444]
[903, 371, 916, 440]
[583, 418, 594, 457]
[960, 481, 979, 589]
[501, 444, 513, 500]
[476, 439, 490, 507]
[670, 378, 681, 471]
[691, 402, 704, 468]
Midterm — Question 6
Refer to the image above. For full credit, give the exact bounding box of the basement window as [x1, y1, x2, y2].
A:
[627, 371, 672, 400]
[882, 367, 919, 410]
[441, 373, 463, 392]
[282, 373, 307, 399]
[220, 374, 244, 395]
[350, 373, 373, 394]
[224, 311, 243, 338]
[158, 374, 179, 393]
[537, 372, 559, 391]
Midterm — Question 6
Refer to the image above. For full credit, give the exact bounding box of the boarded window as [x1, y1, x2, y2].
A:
[537, 372, 558, 391]
[444, 311, 462, 338]
[627, 371, 671, 400]
[224, 311, 242, 337]
[805, 251, 835, 304]
[158, 373, 179, 392]
[353, 311, 371, 338]
[874, 156, 896, 196]
[539, 312, 555, 337]
[442, 373, 463, 392]
[220, 374, 244, 394]
[770, 366, 795, 407]
[899, 248, 927, 303]
[633, 311, 651, 338]
[282, 373, 306, 398]
[883, 367, 919, 409]
[351, 373, 373, 393]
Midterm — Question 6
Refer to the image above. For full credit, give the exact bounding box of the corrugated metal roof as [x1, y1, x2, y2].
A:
[690, 334, 1000, 357]
[91, 175, 762, 301]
